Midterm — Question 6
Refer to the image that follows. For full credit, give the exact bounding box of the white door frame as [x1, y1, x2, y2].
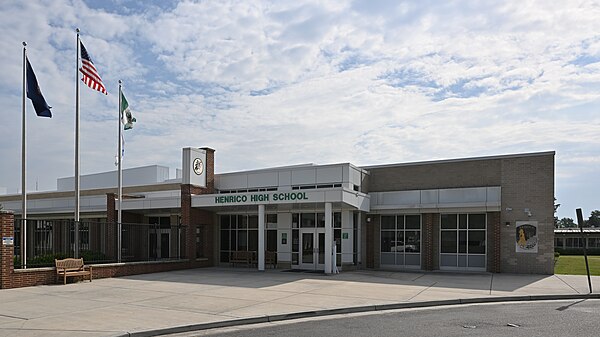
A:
[297, 228, 325, 270]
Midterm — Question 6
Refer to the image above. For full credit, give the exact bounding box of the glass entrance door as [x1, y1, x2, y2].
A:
[298, 229, 325, 270]
[149, 229, 170, 259]
[301, 232, 313, 265]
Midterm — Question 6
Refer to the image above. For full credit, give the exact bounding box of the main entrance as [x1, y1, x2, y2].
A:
[148, 216, 171, 259]
[297, 228, 326, 270]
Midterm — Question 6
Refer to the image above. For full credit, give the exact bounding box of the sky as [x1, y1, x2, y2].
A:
[0, 0, 598, 220]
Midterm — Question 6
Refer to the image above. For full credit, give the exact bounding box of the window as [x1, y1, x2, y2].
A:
[219, 214, 278, 263]
[196, 226, 204, 258]
[380, 215, 421, 267]
[440, 213, 486, 270]
[149, 216, 171, 229]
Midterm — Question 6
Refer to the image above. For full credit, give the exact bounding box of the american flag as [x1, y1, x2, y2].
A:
[79, 41, 108, 95]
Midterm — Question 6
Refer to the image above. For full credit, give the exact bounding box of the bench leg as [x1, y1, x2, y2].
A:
[64, 274, 67, 285]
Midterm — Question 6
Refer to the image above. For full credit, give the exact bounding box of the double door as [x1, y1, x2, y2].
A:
[149, 229, 170, 259]
[298, 228, 325, 270]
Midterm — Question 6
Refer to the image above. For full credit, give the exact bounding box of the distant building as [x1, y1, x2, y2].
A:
[0, 148, 556, 274]
[554, 228, 600, 252]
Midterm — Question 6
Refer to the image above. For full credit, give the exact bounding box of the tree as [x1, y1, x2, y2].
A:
[557, 217, 576, 228]
[588, 210, 600, 228]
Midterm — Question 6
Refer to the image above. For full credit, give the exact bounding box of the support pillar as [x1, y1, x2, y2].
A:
[324, 202, 332, 274]
[1, 210, 15, 289]
[258, 204, 265, 271]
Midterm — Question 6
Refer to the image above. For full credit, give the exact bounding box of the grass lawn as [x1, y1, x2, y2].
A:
[555, 255, 600, 276]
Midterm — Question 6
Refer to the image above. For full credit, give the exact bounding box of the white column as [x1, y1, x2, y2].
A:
[357, 213, 362, 264]
[258, 204, 265, 271]
[324, 202, 332, 274]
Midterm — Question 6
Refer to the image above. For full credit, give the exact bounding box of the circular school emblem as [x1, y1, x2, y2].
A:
[193, 158, 204, 175]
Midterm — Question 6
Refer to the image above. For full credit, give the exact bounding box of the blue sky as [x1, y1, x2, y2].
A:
[0, 0, 598, 219]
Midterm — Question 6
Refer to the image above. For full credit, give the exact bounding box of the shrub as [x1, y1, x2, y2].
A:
[79, 250, 109, 262]
[12, 251, 109, 268]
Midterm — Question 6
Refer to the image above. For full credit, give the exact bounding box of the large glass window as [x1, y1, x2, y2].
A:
[219, 214, 278, 263]
[380, 214, 421, 268]
[440, 213, 486, 270]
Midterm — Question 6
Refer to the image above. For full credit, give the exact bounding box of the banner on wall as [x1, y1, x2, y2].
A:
[516, 221, 538, 253]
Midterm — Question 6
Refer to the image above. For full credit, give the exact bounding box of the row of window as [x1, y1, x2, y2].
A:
[555, 237, 600, 248]
[219, 214, 278, 263]
[218, 183, 349, 194]
[380, 213, 487, 269]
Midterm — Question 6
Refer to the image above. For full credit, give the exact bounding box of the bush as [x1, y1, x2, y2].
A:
[79, 250, 109, 263]
[12, 250, 109, 268]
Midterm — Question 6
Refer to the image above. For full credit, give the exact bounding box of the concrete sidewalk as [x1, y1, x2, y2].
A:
[0, 268, 597, 337]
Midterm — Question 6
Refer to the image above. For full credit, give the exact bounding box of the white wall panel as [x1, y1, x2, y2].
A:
[316, 166, 343, 183]
[217, 174, 248, 190]
[382, 190, 420, 205]
[278, 170, 292, 187]
[439, 187, 487, 203]
[291, 169, 316, 185]
[248, 172, 279, 188]
[421, 190, 439, 204]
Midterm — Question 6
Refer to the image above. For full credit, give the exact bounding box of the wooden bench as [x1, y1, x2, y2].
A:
[265, 251, 277, 269]
[230, 251, 252, 267]
[55, 258, 92, 285]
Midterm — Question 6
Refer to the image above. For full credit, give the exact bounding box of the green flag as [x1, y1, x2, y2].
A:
[121, 91, 136, 130]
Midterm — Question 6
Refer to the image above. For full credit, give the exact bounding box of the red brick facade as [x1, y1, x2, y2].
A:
[422, 213, 435, 271]
[181, 148, 216, 265]
[1, 211, 14, 289]
[487, 211, 502, 273]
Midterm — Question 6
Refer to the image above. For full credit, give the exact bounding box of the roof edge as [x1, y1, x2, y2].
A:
[360, 151, 556, 170]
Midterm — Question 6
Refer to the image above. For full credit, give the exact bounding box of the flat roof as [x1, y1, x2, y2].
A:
[361, 151, 555, 170]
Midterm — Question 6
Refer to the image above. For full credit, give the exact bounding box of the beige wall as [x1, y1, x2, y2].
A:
[499, 154, 554, 274]
[368, 159, 501, 191]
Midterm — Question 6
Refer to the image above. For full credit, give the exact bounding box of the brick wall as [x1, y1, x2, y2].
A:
[368, 159, 502, 191]
[1, 211, 14, 289]
[2, 209, 211, 290]
[422, 214, 433, 270]
[181, 147, 216, 266]
[487, 212, 501, 273]
[420, 213, 440, 270]
[500, 154, 554, 274]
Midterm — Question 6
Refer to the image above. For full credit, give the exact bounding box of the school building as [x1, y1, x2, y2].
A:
[0, 147, 555, 277]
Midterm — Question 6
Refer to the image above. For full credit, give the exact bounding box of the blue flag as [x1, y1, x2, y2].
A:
[26, 57, 52, 118]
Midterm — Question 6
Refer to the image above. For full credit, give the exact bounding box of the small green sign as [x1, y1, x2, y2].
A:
[342, 232, 348, 239]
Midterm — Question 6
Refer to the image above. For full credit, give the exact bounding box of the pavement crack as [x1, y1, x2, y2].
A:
[407, 281, 437, 301]
[411, 274, 426, 282]
[0, 313, 28, 320]
[554, 275, 581, 294]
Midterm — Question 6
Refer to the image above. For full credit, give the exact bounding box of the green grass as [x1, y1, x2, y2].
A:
[555, 255, 600, 276]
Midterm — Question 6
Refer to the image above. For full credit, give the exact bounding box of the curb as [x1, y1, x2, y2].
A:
[128, 293, 600, 337]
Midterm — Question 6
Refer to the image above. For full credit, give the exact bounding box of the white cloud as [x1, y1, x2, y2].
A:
[0, 0, 598, 219]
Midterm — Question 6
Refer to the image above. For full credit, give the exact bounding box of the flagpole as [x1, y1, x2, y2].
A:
[74, 28, 80, 258]
[21, 41, 27, 269]
[118, 80, 123, 263]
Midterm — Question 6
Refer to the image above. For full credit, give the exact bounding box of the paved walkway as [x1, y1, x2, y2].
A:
[0, 268, 598, 337]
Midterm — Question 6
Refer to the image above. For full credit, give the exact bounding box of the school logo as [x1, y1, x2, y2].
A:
[515, 221, 538, 253]
[193, 158, 204, 175]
